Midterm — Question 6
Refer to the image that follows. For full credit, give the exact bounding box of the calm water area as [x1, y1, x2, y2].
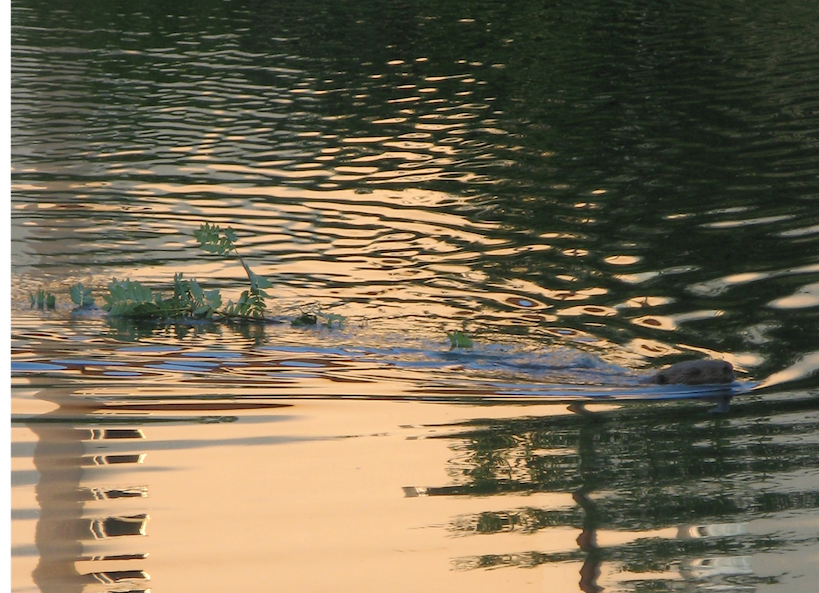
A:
[10, 1, 819, 591]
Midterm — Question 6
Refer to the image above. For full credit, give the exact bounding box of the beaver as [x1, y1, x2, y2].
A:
[644, 359, 735, 385]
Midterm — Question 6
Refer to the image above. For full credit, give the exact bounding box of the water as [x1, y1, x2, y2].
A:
[10, 1, 819, 591]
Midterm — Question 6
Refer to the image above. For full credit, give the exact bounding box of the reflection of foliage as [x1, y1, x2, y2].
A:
[432, 398, 819, 577]
[453, 507, 580, 536]
[105, 315, 221, 343]
[224, 317, 268, 345]
[105, 316, 165, 343]
[453, 550, 580, 572]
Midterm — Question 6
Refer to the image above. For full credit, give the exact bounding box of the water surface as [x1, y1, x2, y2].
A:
[11, 1, 819, 591]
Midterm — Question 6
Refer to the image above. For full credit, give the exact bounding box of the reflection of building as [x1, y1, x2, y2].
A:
[29, 413, 150, 593]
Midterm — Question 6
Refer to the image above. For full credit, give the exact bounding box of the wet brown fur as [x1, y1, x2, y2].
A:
[644, 359, 735, 385]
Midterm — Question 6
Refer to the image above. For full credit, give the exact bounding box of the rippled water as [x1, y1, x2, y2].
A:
[11, 1, 819, 592]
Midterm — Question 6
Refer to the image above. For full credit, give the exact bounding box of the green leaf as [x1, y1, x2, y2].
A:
[70, 282, 94, 307]
[69, 283, 82, 305]
[189, 279, 204, 302]
[249, 271, 273, 290]
[30, 288, 51, 309]
[206, 289, 222, 311]
[195, 223, 234, 257]
[320, 312, 345, 329]
[447, 331, 473, 349]
[292, 312, 317, 327]
[103, 278, 164, 318]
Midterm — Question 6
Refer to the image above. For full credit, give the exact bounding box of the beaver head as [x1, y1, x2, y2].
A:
[652, 359, 735, 385]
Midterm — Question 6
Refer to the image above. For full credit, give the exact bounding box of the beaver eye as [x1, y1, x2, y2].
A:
[657, 374, 668, 385]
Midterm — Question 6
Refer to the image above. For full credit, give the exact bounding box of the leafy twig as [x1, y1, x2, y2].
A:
[194, 223, 273, 319]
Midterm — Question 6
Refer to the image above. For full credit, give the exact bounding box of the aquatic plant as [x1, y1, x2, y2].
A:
[30, 289, 55, 310]
[291, 311, 318, 327]
[101, 274, 222, 319]
[171, 273, 222, 319]
[101, 278, 164, 318]
[69, 282, 94, 308]
[291, 308, 345, 328]
[35, 223, 352, 328]
[87, 224, 270, 320]
[448, 330, 474, 349]
[51, 224, 348, 327]
[194, 223, 272, 319]
[322, 312, 345, 329]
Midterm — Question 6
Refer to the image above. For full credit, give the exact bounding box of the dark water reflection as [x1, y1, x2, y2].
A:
[10, 0, 819, 591]
[435, 397, 819, 583]
[12, 0, 819, 381]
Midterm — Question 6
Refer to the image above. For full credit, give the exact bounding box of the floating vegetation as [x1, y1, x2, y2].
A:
[86, 224, 269, 321]
[101, 274, 221, 320]
[322, 312, 345, 329]
[448, 330, 474, 349]
[30, 289, 56, 310]
[194, 223, 272, 320]
[39, 223, 348, 329]
[69, 282, 94, 308]
[291, 307, 345, 329]
[291, 312, 318, 327]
